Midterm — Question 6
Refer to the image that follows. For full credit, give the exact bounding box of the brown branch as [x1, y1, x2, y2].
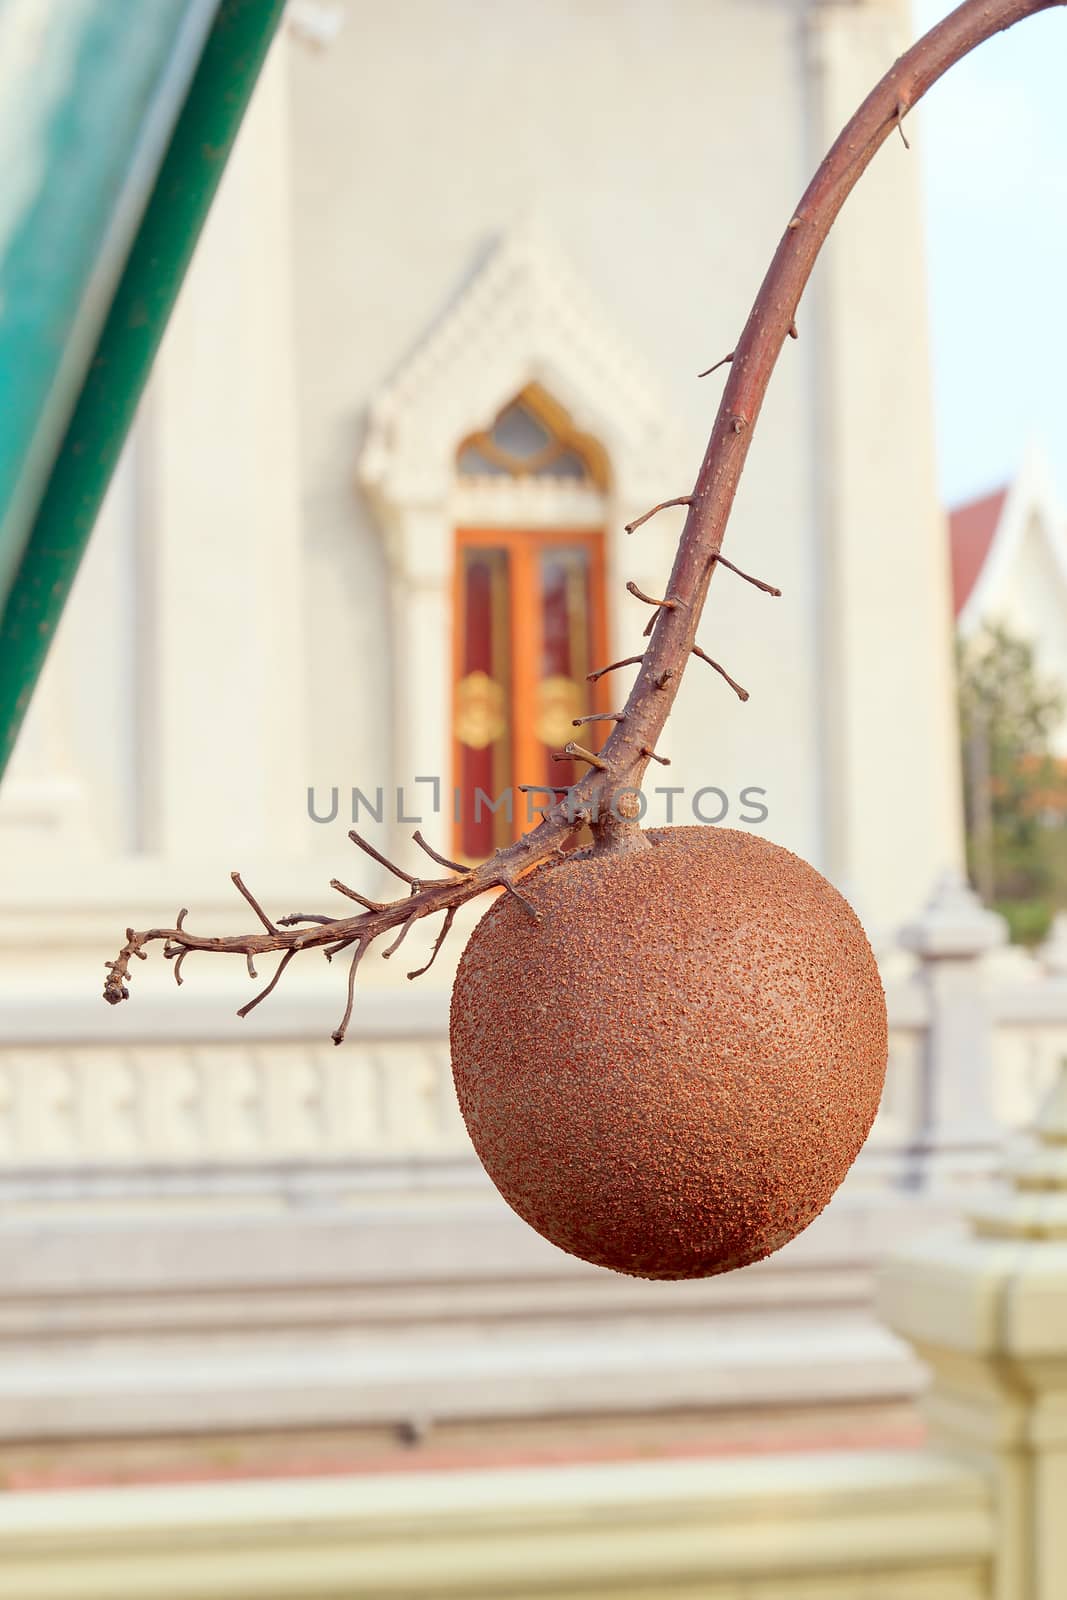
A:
[553, 743, 609, 771]
[330, 878, 385, 912]
[348, 829, 420, 888]
[407, 907, 457, 980]
[238, 949, 297, 1019]
[381, 912, 418, 960]
[504, 883, 541, 922]
[587, 655, 644, 683]
[103, 0, 1063, 1037]
[693, 647, 749, 702]
[895, 101, 911, 150]
[698, 351, 734, 379]
[231, 873, 277, 934]
[333, 940, 371, 1045]
[572, 710, 625, 726]
[625, 497, 692, 535]
[710, 553, 782, 597]
[412, 830, 471, 876]
[626, 581, 678, 611]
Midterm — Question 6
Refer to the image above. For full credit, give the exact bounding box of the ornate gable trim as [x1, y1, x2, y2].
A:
[357, 215, 690, 518]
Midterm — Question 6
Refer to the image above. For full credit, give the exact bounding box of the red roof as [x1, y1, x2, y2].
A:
[949, 486, 1007, 617]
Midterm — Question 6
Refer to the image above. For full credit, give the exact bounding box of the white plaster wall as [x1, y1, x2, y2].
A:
[288, 0, 960, 926]
[804, 0, 964, 924]
[288, 0, 823, 872]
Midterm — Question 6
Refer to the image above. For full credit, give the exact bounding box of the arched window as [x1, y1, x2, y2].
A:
[453, 387, 609, 859]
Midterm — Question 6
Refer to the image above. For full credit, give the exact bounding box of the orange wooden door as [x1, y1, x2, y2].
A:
[453, 528, 607, 860]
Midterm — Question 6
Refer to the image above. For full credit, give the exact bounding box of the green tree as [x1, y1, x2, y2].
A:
[957, 622, 1066, 941]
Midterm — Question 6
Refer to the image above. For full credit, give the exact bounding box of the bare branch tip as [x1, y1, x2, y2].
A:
[237, 947, 297, 1021]
[693, 645, 750, 702]
[711, 552, 782, 597]
[407, 905, 458, 980]
[504, 881, 541, 922]
[698, 352, 734, 379]
[412, 830, 471, 876]
[587, 654, 644, 684]
[231, 871, 277, 935]
[347, 828, 419, 888]
[554, 742, 609, 772]
[625, 497, 692, 534]
[382, 912, 418, 960]
[895, 102, 911, 149]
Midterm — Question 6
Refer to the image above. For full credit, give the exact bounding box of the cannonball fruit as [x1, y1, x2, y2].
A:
[450, 826, 887, 1280]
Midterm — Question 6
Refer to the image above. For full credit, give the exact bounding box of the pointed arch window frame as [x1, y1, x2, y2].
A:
[357, 220, 692, 862]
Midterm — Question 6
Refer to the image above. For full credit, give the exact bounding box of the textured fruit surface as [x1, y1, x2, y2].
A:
[450, 826, 887, 1280]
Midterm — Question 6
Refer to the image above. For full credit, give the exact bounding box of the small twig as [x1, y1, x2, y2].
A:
[330, 878, 386, 912]
[238, 948, 297, 1020]
[407, 907, 457, 980]
[231, 872, 277, 934]
[348, 829, 420, 888]
[246, 953, 258, 980]
[382, 911, 418, 959]
[176, 908, 188, 932]
[895, 101, 911, 149]
[173, 950, 189, 988]
[332, 939, 371, 1046]
[788, 321, 799, 340]
[625, 497, 692, 535]
[641, 747, 671, 766]
[587, 655, 644, 684]
[553, 743, 609, 772]
[698, 351, 734, 379]
[412, 830, 471, 876]
[517, 783, 569, 795]
[626, 581, 678, 611]
[692, 646, 749, 702]
[504, 882, 541, 922]
[277, 913, 338, 927]
[572, 711, 625, 726]
[711, 552, 782, 596]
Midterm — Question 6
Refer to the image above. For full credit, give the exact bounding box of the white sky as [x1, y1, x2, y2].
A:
[912, 1, 1067, 507]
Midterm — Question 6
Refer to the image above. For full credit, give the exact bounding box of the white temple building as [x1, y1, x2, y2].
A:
[0, 0, 984, 1469]
[950, 446, 1067, 751]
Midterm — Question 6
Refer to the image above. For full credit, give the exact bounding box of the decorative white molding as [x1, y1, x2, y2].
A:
[355, 216, 692, 855]
[358, 213, 690, 550]
[0, 1035, 465, 1172]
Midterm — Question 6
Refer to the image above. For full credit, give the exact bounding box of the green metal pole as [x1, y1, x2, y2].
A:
[0, 0, 285, 779]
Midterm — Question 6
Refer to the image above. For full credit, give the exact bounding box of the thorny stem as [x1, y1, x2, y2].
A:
[103, 0, 1065, 1042]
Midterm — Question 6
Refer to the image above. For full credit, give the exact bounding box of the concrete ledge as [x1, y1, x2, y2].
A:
[0, 1451, 993, 1599]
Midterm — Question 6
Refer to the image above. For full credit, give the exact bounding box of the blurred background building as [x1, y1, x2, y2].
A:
[1, 0, 1067, 1594]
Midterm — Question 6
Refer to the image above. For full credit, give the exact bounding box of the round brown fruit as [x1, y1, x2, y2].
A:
[450, 826, 887, 1280]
